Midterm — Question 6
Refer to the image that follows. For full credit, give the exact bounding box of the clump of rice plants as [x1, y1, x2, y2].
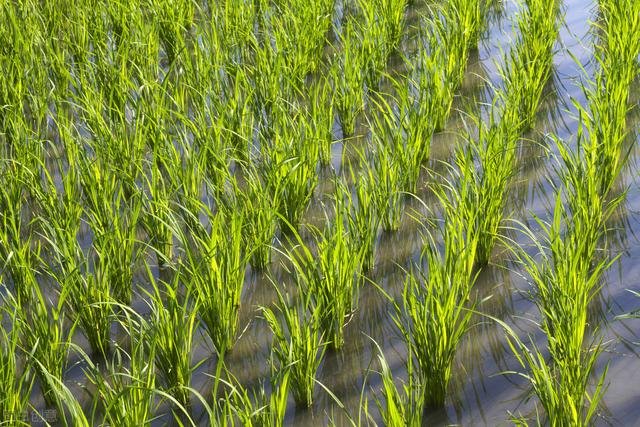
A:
[180, 202, 249, 357]
[390, 174, 479, 409]
[465, 113, 521, 267]
[502, 0, 560, 130]
[80, 159, 141, 306]
[578, 0, 640, 197]
[370, 341, 424, 427]
[306, 76, 336, 166]
[239, 167, 279, 269]
[88, 307, 157, 426]
[332, 18, 366, 138]
[259, 103, 319, 230]
[314, 190, 363, 349]
[262, 286, 326, 407]
[142, 160, 176, 267]
[343, 169, 380, 271]
[203, 362, 289, 426]
[144, 264, 199, 407]
[0, 306, 34, 424]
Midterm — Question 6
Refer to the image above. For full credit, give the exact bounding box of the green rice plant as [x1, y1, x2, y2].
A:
[262, 285, 326, 407]
[576, 0, 640, 197]
[370, 341, 423, 427]
[502, 0, 560, 130]
[180, 203, 248, 356]
[356, 0, 390, 91]
[332, 18, 366, 137]
[32, 359, 90, 427]
[162, 140, 207, 227]
[374, 0, 408, 53]
[238, 166, 278, 269]
[265, 0, 333, 83]
[80, 159, 141, 305]
[369, 92, 422, 193]
[0, 165, 39, 305]
[259, 105, 319, 230]
[495, 318, 608, 427]
[307, 76, 336, 166]
[0, 305, 34, 426]
[407, 19, 456, 134]
[314, 189, 363, 350]
[200, 362, 289, 426]
[389, 174, 479, 408]
[142, 160, 176, 267]
[12, 278, 73, 410]
[73, 270, 114, 360]
[88, 306, 157, 426]
[501, 130, 621, 424]
[464, 113, 521, 266]
[370, 142, 406, 232]
[343, 167, 380, 271]
[143, 263, 199, 407]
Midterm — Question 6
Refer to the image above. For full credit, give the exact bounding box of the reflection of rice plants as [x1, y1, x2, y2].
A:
[1, 0, 635, 424]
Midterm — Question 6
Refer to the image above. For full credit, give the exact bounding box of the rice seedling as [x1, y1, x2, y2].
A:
[142, 161, 176, 267]
[387, 174, 479, 409]
[201, 362, 289, 426]
[496, 318, 608, 427]
[307, 77, 336, 166]
[502, 0, 560, 130]
[332, 18, 366, 137]
[370, 341, 424, 427]
[180, 202, 248, 356]
[0, 305, 34, 426]
[79, 158, 141, 306]
[369, 91, 422, 194]
[356, 0, 391, 91]
[464, 114, 521, 267]
[87, 306, 157, 427]
[315, 190, 363, 350]
[576, 0, 640, 198]
[262, 285, 326, 407]
[238, 166, 278, 269]
[12, 280, 73, 410]
[259, 104, 319, 230]
[143, 263, 199, 407]
[343, 167, 380, 271]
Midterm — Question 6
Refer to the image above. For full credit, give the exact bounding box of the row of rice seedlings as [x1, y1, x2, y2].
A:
[361, 0, 489, 232]
[501, 137, 618, 425]
[579, 0, 640, 197]
[464, 0, 561, 266]
[499, 0, 640, 423]
[372, 0, 561, 416]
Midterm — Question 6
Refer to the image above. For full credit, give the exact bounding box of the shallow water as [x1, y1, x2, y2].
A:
[13, 0, 640, 425]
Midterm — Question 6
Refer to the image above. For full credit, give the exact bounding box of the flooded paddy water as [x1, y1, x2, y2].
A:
[1, 0, 639, 425]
